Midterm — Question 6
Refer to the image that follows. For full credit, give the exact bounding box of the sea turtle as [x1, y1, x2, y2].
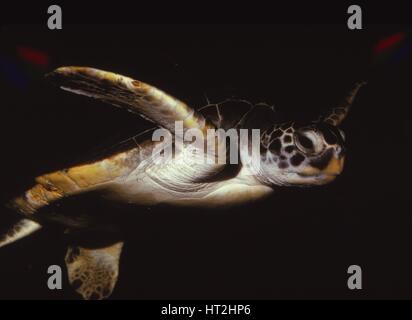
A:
[0, 66, 365, 299]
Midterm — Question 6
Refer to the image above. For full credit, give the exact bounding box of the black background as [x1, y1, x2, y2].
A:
[0, 22, 411, 300]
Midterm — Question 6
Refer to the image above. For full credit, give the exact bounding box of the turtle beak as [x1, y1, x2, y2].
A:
[321, 154, 345, 176]
[323, 81, 366, 126]
[299, 148, 345, 183]
[314, 154, 345, 185]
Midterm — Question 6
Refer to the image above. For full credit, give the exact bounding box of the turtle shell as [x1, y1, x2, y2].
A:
[198, 99, 278, 132]
[79, 100, 279, 168]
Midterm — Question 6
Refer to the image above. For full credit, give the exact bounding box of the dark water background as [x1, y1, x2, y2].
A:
[0, 24, 411, 299]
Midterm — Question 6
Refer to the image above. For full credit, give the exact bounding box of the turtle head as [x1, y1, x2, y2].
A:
[258, 81, 366, 187]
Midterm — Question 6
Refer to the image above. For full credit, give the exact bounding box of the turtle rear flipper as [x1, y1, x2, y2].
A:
[0, 218, 41, 248]
[65, 241, 123, 300]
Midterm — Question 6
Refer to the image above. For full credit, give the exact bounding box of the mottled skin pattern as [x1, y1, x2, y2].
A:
[65, 242, 123, 300]
[1, 66, 366, 299]
[261, 121, 345, 181]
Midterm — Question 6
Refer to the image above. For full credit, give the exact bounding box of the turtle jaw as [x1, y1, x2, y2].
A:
[300, 155, 345, 177]
[296, 155, 345, 186]
[322, 156, 345, 176]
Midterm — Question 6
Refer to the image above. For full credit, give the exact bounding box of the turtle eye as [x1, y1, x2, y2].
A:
[295, 130, 324, 155]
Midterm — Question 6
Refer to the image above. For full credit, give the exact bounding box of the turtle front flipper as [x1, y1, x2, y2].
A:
[47, 66, 214, 136]
[65, 241, 124, 300]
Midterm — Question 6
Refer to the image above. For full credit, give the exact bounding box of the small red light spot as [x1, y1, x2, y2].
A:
[374, 32, 406, 54]
[16, 46, 49, 68]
